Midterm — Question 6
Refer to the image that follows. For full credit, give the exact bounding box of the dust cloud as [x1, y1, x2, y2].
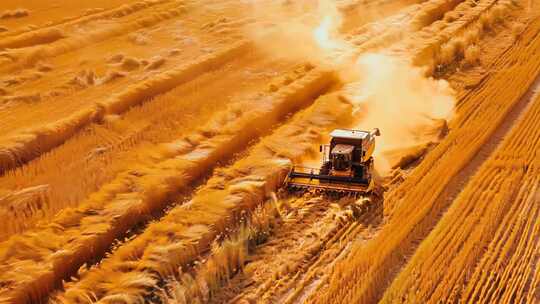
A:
[244, 0, 456, 175]
[343, 54, 455, 174]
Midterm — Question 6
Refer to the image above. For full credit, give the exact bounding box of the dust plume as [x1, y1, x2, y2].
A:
[343, 54, 455, 174]
[244, 0, 456, 176]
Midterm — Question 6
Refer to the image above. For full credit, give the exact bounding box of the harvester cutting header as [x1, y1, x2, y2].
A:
[285, 128, 380, 196]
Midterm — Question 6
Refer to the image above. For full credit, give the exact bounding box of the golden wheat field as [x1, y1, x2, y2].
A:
[0, 0, 538, 303]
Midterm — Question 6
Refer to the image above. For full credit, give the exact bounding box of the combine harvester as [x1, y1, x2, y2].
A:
[285, 128, 381, 197]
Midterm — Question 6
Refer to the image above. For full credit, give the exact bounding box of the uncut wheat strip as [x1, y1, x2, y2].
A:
[0, 69, 335, 304]
[381, 78, 540, 302]
[311, 17, 540, 304]
[499, 194, 540, 304]
[53, 93, 356, 303]
[379, 169, 509, 302]
[347, 114, 517, 301]
[383, 90, 540, 301]
[488, 184, 539, 303]
[526, 221, 540, 303]
[472, 175, 540, 303]
[404, 92, 540, 300]
[461, 178, 537, 302]
[389, 37, 539, 208]
[431, 172, 523, 302]
[0, 41, 251, 175]
[389, 18, 539, 205]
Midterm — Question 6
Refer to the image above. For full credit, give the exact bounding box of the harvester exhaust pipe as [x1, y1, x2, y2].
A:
[371, 128, 381, 137]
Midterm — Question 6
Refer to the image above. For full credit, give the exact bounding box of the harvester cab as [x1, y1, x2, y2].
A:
[285, 128, 380, 196]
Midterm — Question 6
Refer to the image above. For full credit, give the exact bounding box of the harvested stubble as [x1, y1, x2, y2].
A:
[382, 86, 540, 303]
[0, 67, 335, 304]
[312, 14, 540, 304]
[0, 41, 250, 175]
[51, 91, 356, 304]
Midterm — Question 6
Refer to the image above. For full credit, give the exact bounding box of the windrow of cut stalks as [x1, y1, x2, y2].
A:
[0, 40, 251, 175]
[311, 12, 540, 304]
[51, 91, 356, 304]
[380, 90, 540, 303]
[0, 0, 184, 71]
[0, 66, 336, 304]
[0, 185, 50, 234]
[0, 0, 170, 43]
[407, 0, 517, 72]
[0, 49, 288, 240]
[0, 0, 171, 50]
[347, 0, 466, 54]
